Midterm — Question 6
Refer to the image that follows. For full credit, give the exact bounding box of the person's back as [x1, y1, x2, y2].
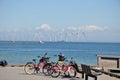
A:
[58, 53, 65, 61]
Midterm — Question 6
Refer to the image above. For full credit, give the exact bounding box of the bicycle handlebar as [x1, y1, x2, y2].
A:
[44, 53, 47, 57]
[37, 53, 48, 58]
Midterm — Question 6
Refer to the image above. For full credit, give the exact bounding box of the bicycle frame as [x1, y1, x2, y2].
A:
[24, 53, 50, 74]
[49, 57, 77, 78]
[51, 61, 74, 74]
[38, 59, 48, 69]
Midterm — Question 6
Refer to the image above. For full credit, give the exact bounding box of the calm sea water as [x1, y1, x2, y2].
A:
[0, 41, 120, 65]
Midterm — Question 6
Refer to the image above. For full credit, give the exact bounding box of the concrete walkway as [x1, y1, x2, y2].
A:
[0, 67, 119, 80]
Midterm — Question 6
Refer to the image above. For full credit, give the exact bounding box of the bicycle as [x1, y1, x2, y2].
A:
[42, 53, 65, 76]
[24, 53, 50, 74]
[49, 57, 77, 78]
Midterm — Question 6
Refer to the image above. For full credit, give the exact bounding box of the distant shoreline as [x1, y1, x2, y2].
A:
[0, 41, 120, 44]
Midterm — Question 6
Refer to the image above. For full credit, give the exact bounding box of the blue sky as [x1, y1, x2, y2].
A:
[0, 0, 120, 42]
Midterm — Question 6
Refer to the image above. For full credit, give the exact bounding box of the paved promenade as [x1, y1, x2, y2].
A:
[0, 67, 119, 80]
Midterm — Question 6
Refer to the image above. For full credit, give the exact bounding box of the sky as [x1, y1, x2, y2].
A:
[0, 0, 120, 42]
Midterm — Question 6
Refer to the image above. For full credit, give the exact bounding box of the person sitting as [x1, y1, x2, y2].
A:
[0, 60, 8, 67]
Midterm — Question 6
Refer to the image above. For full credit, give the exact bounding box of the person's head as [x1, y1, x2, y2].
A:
[58, 52, 64, 57]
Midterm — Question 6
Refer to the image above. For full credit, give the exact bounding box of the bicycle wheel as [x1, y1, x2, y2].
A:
[50, 66, 60, 78]
[42, 63, 51, 76]
[24, 62, 35, 74]
[67, 65, 77, 77]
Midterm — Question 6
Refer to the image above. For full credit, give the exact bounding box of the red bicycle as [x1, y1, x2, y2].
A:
[24, 53, 50, 74]
[49, 57, 77, 78]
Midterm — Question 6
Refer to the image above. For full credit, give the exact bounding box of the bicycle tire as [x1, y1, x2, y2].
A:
[42, 63, 51, 76]
[67, 65, 77, 77]
[24, 62, 35, 74]
[50, 65, 60, 78]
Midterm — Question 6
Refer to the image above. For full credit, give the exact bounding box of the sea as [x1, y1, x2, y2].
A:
[0, 41, 120, 65]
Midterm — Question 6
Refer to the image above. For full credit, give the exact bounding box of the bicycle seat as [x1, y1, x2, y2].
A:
[32, 59, 37, 62]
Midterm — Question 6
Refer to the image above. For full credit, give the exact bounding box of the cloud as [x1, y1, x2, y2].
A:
[66, 27, 81, 31]
[35, 24, 51, 31]
[35, 24, 108, 33]
[65, 25, 108, 32]
[83, 25, 108, 32]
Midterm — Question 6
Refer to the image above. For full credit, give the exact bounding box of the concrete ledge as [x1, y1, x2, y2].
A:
[97, 54, 120, 68]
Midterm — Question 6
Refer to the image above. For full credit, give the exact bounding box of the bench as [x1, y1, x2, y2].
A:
[72, 63, 84, 78]
[81, 64, 101, 80]
[76, 68, 84, 78]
